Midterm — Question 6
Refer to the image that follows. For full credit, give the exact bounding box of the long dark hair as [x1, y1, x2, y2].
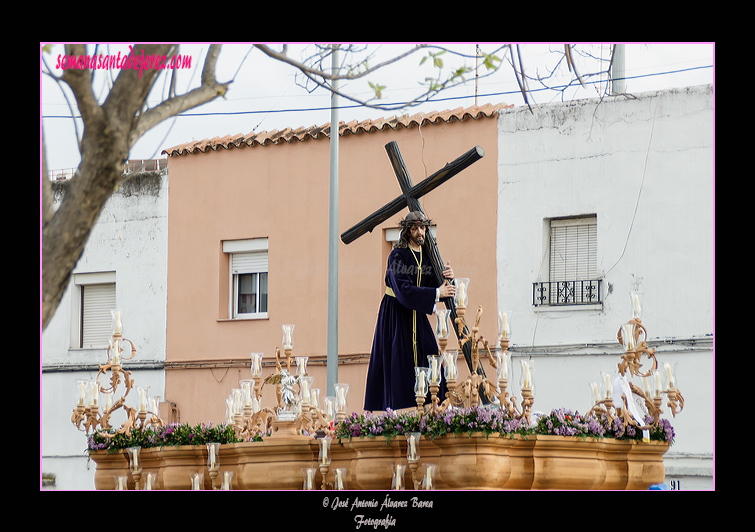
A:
[393, 211, 432, 249]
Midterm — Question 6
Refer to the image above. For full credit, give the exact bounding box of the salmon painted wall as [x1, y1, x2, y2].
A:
[166, 117, 499, 424]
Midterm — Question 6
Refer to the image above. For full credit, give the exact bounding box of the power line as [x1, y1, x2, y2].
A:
[42, 64, 712, 120]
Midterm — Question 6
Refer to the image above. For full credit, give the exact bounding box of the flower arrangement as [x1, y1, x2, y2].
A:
[87, 407, 674, 454]
[335, 406, 674, 445]
[87, 422, 244, 454]
[334, 406, 533, 443]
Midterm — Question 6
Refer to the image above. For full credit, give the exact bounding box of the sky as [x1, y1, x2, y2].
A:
[40, 43, 714, 173]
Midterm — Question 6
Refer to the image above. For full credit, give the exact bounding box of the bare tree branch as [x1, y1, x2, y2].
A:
[42, 43, 231, 330]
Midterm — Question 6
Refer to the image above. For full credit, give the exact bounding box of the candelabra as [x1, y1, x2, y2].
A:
[71, 311, 164, 438]
[226, 324, 348, 489]
[229, 325, 336, 442]
[426, 279, 534, 426]
[71, 311, 166, 489]
[587, 294, 685, 434]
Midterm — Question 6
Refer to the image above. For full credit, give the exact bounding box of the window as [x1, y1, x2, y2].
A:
[224, 238, 268, 319]
[533, 216, 601, 306]
[73, 272, 116, 348]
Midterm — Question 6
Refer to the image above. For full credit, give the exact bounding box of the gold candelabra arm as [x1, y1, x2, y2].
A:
[665, 388, 684, 417]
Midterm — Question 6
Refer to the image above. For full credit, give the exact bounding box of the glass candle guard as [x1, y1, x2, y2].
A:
[414, 367, 429, 396]
[250, 352, 263, 377]
[454, 278, 469, 307]
[406, 432, 421, 462]
[334, 383, 349, 412]
[282, 324, 295, 349]
[435, 309, 451, 338]
[442, 351, 458, 381]
[427, 355, 442, 385]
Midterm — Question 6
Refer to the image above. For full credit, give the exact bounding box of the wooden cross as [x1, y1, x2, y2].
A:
[341, 141, 489, 387]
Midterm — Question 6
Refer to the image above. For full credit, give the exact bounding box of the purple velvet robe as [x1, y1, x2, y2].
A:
[364, 246, 446, 411]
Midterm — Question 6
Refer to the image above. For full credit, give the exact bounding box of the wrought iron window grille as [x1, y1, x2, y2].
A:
[532, 279, 602, 306]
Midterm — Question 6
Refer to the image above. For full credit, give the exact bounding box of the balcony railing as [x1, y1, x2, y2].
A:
[532, 280, 602, 306]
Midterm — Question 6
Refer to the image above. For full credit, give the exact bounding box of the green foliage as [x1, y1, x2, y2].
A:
[87, 422, 243, 454]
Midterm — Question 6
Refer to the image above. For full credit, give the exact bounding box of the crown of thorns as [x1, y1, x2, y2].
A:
[398, 212, 433, 227]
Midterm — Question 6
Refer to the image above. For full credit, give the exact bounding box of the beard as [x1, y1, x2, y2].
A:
[411, 235, 425, 247]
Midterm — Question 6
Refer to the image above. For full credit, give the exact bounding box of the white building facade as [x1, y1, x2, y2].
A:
[496, 85, 714, 489]
[41, 170, 169, 490]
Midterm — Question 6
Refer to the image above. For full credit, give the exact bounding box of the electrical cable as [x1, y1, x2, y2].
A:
[42, 65, 712, 120]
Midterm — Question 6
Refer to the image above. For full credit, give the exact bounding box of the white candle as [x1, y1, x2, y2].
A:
[145, 474, 153, 490]
[500, 312, 508, 339]
[133, 452, 138, 469]
[523, 362, 531, 389]
[665, 363, 675, 389]
[418, 371, 426, 394]
[633, 294, 641, 318]
[458, 281, 466, 305]
[112, 339, 120, 365]
[139, 389, 146, 412]
[115, 311, 122, 334]
[604, 373, 611, 398]
[78, 382, 86, 405]
[321, 439, 329, 463]
[592, 382, 600, 403]
[250, 353, 262, 377]
[335, 469, 345, 490]
[409, 437, 417, 460]
[209, 446, 216, 468]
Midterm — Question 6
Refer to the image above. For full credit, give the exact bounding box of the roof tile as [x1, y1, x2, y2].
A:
[162, 102, 512, 157]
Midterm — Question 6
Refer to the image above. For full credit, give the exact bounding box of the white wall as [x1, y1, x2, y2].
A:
[41, 172, 169, 490]
[496, 85, 714, 489]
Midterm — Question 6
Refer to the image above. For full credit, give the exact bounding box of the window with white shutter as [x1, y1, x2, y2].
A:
[549, 216, 597, 282]
[533, 216, 602, 306]
[73, 272, 117, 348]
[223, 238, 269, 319]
